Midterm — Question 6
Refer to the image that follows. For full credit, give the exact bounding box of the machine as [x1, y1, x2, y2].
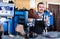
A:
[0, 2, 14, 35]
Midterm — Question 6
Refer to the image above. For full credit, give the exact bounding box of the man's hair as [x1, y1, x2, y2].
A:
[37, 2, 44, 8]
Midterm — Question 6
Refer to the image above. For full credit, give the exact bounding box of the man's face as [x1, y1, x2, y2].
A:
[37, 4, 45, 13]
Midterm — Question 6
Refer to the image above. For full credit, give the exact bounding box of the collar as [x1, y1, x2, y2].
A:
[38, 12, 44, 16]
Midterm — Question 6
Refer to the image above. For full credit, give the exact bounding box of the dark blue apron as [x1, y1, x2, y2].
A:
[33, 14, 45, 34]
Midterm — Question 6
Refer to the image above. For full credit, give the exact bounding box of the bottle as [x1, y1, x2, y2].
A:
[46, 15, 50, 27]
[45, 27, 48, 34]
[43, 27, 48, 35]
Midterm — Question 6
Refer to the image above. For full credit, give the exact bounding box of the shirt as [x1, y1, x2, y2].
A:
[37, 12, 44, 21]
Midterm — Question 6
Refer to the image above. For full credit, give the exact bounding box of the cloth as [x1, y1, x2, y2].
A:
[32, 13, 45, 34]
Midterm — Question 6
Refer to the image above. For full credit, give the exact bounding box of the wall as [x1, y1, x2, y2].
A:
[35, 0, 60, 9]
[14, 0, 60, 10]
[14, 0, 30, 10]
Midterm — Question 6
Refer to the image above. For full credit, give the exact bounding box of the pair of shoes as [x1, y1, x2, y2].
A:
[9, 34, 14, 37]
[25, 32, 38, 38]
[29, 32, 38, 38]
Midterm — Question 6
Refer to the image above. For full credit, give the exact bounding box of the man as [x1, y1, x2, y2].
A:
[33, 2, 51, 34]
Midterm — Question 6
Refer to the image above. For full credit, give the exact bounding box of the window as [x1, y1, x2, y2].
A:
[30, 0, 36, 8]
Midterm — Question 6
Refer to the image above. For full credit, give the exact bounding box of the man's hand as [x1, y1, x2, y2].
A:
[44, 16, 49, 22]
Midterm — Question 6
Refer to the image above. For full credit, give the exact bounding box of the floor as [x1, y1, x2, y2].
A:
[1, 35, 60, 39]
[1, 31, 60, 39]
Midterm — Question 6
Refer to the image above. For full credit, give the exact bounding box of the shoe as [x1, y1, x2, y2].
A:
[30, 32, 38, 38]
[25, 32, 38, 38]
[9, 34, 14, 37]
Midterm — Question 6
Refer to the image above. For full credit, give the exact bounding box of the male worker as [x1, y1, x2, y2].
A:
[33, 2, 54, 34]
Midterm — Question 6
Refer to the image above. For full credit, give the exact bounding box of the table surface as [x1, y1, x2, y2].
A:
[2, 31, 60, 39]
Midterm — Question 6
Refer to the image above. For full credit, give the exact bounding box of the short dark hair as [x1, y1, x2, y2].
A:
[37, 2, 44, 8]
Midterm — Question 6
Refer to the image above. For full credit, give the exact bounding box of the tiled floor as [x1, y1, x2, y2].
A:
[1, 35, 60, 39]
[2, 35, 25, 39]
[1, 31, 60, 39]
